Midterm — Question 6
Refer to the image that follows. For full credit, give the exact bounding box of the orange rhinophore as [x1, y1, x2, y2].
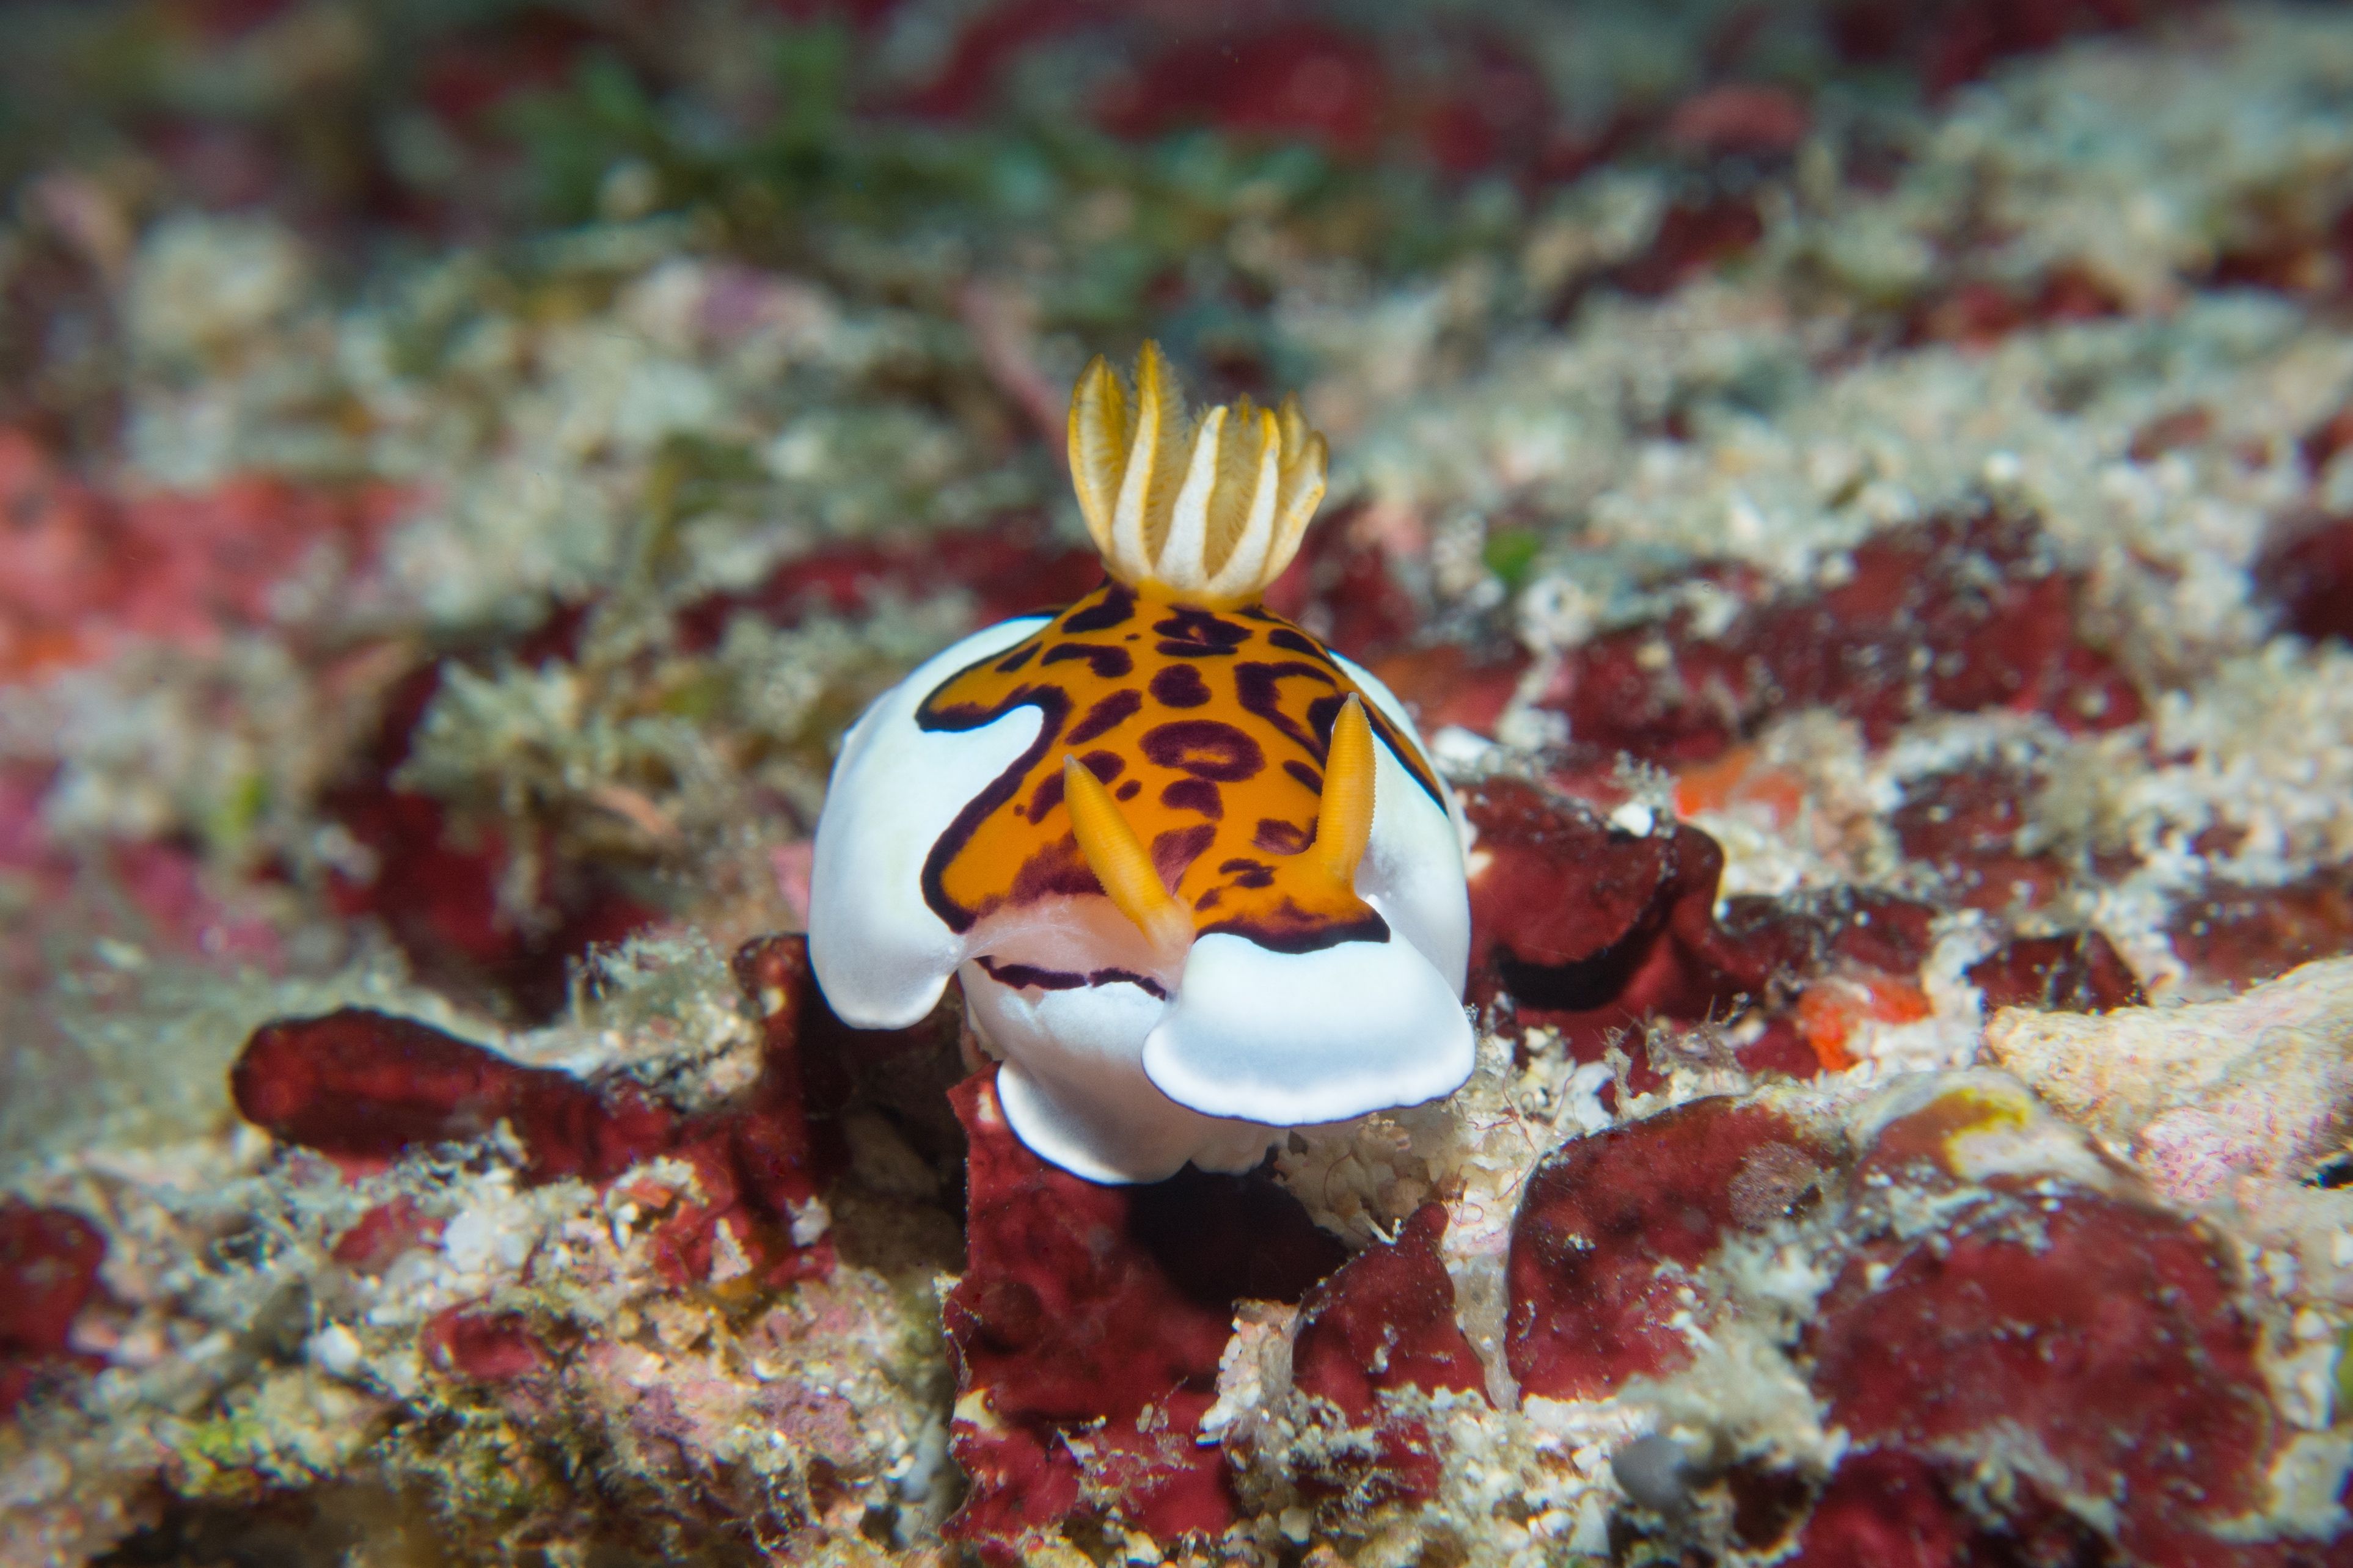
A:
[808, 343, 1473, 1183]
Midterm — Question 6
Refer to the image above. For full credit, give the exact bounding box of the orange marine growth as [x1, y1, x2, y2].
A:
[915, 585, 1446, 955]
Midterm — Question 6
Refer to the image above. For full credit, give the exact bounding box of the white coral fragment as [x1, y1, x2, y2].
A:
[1985, 957, 2353, 1206]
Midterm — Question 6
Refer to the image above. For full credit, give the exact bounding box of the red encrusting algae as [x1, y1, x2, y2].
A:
[231, 935, 836, 1289]
[1507, 1098, 1840, 1400]
[1289, 1204, 1490, 1507]
[0, 1203, 107, 1420]
[940, 1067, 1344, 1563]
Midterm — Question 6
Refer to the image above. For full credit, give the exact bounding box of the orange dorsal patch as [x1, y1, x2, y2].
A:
[915, 581, 1444, 953]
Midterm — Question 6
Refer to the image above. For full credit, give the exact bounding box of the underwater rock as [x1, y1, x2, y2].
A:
[940, 1067, 1342, 1563]
[16, 4, 2353, 1561]
[1985, 955, 2353, 1206]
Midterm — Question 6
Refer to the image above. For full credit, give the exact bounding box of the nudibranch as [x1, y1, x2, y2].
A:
[808, 343, 1473, 1183]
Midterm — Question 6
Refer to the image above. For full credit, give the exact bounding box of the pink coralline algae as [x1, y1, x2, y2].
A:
[328, 1195, 444, 1274]
[1097, 21, 1387, 159]
[1888, 757, 2106, 918]
[1361, 643, 1531, 740]
[1535, 510, 2142, 765]
[1786, 1448, 2079, 1568]
[1829, 0, 2200, 96]
[1261, 500, 1426, 662]
[0, 1203, 106, 1420]
[941, 1067, 1344, 1563]
[0, 426, 404, 681]
[233, 935, 833, 1287]
[2256, 513, 2353, 645]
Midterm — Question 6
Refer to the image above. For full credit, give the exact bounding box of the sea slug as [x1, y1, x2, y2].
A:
[808, 343, 1473, 1182]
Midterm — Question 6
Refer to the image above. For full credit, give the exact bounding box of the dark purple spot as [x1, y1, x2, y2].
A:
[1141, 720, 1266, 782]
[1268, 627, 1328, 659]
[976, 956, 1168, 1000]
[1152, 824, 1219, 890]
[1234, 660, 1341, 760]
[1255, 819, 1311, 855]
[1307, 693, 1348, 745]
[977, 957, 1086, 990]
[1067, 689, 1144, 745]
[1116, 780, 1141, 801]
[1195, 888, 1223, 911]
[1154, 607, 1253, 658]
[1030, 751, 1124, 824]
[1361, 704, 1448, 812]
[1232, 660, 1449, 813]
[995, 642, 1039, 673]
[1160, 778, 1224, 819]
[1089, 966, 1169, 999]
[916, 679, 1075, 933]
[1009, 836, 1101, 904]
[1024, 772, 1066, 824]
[1218, 856, 1275, 889]
[1045, 642, 1134, 678]
[1062, 584, 1135, 633]
[1204, 906, 1391, 952]
[1150, 665, 1212, 708]
[1285, 760, 1323, 793]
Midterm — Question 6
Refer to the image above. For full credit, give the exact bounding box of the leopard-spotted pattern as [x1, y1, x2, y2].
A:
[916, 580, 1444, 955]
